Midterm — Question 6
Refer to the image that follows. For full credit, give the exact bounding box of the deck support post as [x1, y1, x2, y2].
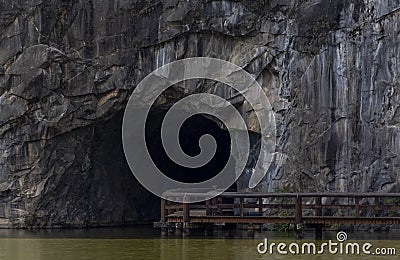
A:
[204, 224, 214, 237]
[247, 224, 255, 237]
[315, 226, 323, 240]
[161, 227, 168, 237]
[175, 223, 183, 236]
[182, 222, 191, 237]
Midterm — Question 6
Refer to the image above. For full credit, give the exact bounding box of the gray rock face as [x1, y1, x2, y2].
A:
[0, 0, 399, 227]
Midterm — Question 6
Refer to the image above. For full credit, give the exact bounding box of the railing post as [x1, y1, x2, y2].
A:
[183, 194, 190, 223]
[315, 196, 322, 216]
[212, 197, 217, 216]
[206, 199, 211, 216]
[161, 198, 166, 222]
[374, 197, 380, 217]
[295, 194, 303, 239]
[355, 197, 360, 217]
[295, 195, 303, 224]
[258, 198, 263, 216]
[183, 194, 190, 237]
[160, 198, 168, 236]
[217, 197, 222, 215]
[315, 196, 323, 240]
[240, 197, 244, 218]
[166, 200, 171, 216]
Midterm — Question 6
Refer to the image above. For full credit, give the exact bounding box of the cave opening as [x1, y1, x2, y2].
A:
[90, 107, 238, 224]
[145, 108, 236, 185]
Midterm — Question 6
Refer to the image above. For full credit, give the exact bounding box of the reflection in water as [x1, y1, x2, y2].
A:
[0, 227, 399, 260]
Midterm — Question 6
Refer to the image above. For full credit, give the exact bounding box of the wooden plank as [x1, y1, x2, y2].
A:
[167, 216, 296, 224]
[303, 216, 400, 225]
[165, 215, 400, 225]
[211, 204, 295, 209]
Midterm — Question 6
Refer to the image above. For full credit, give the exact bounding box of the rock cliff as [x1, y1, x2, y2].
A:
[0, 0, 399, 227]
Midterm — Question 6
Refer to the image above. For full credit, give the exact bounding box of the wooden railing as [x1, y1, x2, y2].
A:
[160, 192, 400, 226]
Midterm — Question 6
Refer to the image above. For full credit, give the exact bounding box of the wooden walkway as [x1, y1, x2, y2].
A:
[155, 191, 400, 237]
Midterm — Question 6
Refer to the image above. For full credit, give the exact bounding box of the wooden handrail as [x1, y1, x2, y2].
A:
[159, 192, 400, 228]
[220, 192, 400, 198]
[156, 192, 400, 240]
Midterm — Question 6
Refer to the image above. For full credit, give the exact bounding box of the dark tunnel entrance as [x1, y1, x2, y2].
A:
[145, 108, 236, 186]
[90, 107, 238, 224]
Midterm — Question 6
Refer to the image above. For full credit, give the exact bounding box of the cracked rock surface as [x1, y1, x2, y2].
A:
[0, 0, 400, 227]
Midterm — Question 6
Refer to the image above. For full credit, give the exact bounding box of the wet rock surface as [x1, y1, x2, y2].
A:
[0, 0, 399, 227]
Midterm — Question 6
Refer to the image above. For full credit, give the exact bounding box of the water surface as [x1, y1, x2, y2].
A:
[0, 227, 399, 259]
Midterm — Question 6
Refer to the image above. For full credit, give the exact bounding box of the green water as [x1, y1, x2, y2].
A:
[0, 228, 399, 260]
